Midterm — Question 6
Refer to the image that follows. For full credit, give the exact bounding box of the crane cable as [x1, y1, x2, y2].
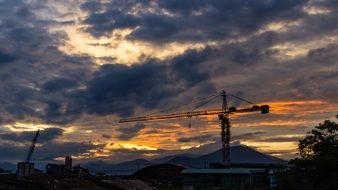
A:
[225, 92, 255, 105]
[157, 92, 219, 114]
[187, 94, 220, 128]
[190, 94, 220, 112]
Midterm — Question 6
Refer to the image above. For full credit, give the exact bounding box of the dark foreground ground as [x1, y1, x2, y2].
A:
[0, 173, 155, 190]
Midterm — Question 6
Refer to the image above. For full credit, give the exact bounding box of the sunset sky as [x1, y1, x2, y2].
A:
[0, 0, 338, 164]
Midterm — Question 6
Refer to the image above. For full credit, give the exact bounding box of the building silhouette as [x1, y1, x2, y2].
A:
[65, 156, 72, 171]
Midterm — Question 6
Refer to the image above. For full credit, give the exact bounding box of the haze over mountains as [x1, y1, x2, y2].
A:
[85, 146, 286, 175]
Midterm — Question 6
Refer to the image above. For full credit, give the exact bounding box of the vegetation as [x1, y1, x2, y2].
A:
[279, 120, 338, 190]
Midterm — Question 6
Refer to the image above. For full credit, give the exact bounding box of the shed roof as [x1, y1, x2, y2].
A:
[181, 168, 266, 174]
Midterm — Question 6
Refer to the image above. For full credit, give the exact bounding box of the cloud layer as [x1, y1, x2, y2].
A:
[0, 0, 338, 162]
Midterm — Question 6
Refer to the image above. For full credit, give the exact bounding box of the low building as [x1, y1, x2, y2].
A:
[17, 162, 34, 178]
[131, 163, 186, 188]
[46, 156, 75, 177]
[131, 163, 186, 181]
[65, 156, 72, 171]
[72, 165, 91, 178]
[181, 168, 271, 190]
[45, 164, 65, 177]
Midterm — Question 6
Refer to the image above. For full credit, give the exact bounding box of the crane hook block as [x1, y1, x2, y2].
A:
[260, 105, 270, 114]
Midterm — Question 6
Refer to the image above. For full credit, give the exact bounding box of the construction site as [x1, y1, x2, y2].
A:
[0, 91, 288, 190]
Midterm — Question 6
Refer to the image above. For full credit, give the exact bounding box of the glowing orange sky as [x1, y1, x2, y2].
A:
[4, 99, 335, 161]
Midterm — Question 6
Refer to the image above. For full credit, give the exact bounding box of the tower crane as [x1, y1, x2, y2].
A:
[119, 91, 269, 166]
[24, 129, 40, 163]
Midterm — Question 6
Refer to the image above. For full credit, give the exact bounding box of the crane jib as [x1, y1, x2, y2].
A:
[118, 105, 269, 123]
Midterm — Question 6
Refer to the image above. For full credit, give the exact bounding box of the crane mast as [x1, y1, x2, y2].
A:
[25, 129, 40, 163]
[119, 91, 269, 166]
[220, 91, 231, 165]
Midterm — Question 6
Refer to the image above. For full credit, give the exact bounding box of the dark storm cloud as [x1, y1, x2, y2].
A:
[0, 128, 63, 143]
[80, 47, 215, 117]
[232, 132, 266, 141]
[81, 0, 103, 12]
[39, 128, 64, 142]
[0, 52, 17, 65]
[81, 0, 151, 37]
[0, 141, 103, 160]
[117, 123, 146, 140]
[83, 10, 139, 37]
[1, 0, 337, 127]
[0, 143, 26, 160]
[209, 40, 338, 105]
[274, 44, 338, 102]
[42, 78, 79, 93]
[256, 136, 303, 143]
[0, 0, 95, 124]
[105, 148, 170, 163]
[144, 129, 161, 134]
[34, 142, 104, 158]
[101, 134, 112, 139]
[81, 0, 307, 42]
[177, 134, 215, 143]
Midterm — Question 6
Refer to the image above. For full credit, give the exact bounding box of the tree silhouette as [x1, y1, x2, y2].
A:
[285, 120, 338, 190]
[299, 120, 338, 159]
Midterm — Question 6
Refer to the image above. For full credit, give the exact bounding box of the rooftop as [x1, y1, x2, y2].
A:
[181, 168, 267, 174]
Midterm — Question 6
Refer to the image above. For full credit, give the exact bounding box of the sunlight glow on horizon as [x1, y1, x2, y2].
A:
[2, 99, 337, 160]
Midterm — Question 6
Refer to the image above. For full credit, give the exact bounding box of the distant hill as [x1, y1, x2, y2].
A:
[84, 146, 286, 175]
[155, 146, 286, 168]
[151, 153, 195, 164]
[195, 146, 286, 166]
[86, 158, 152, 175]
